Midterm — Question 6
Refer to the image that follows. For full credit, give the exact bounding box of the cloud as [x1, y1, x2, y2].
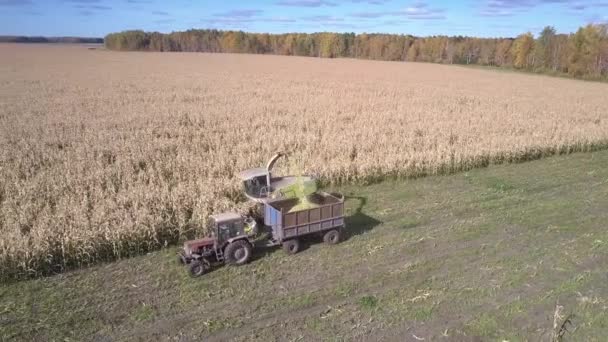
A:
[203, 17, 256, 30]
[567, 1, 608, 11]
[351, 11, 386, 18]
[482, 0, 601, 10]
[383, 19, 410, 25]
[266, 17, 297, 22]
[401, 1, 445, 20]
[75, 4, 111, 10]
[0, 0, 32, 5]
[350, 1, 445, 20]
[70, 0, 111, 15]
[479, 0, 608, 17]
[587, 13, 608, 23]
[479, 8, 516, 16]
[478, 0, 530, 16]
[213, 9, 263, 18]
[351, 0, 390, 4]
[298, 14, 376, 29]
[205, 18, 256, 25]
[324, 22, 370, 29]
[204, 13, 296, 26]
[154, 18, 175, 24]
[152, 10, 169, 16]
[301, 15, 344, 23]
[276, 0, 337, 7]
[66, 0, 103, 3]
[204, 8, 298, 27]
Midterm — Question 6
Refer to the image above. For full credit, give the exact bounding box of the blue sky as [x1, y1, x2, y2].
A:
[0, 0, 607, 38]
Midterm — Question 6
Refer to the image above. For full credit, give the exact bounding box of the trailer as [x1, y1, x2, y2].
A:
[264, 192, 345, 254]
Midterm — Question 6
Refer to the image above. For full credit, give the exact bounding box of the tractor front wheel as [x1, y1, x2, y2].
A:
[189, 258, 210, 277]
[224, 240, 252, 266]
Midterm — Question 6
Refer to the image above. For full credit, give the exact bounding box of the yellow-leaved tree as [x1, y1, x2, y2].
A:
[512, 32, 535, 69]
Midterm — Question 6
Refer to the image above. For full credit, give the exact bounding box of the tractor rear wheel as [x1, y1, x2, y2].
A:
[224, 240, 252, 266]
[189, 258, 210, 277]
[323, 229, 341, 245]
[282, 239, 300, 255]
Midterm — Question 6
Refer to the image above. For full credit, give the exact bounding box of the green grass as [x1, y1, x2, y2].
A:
[334, 282, 356, 298]
[131, 304, 155, 322]
[358, 295, 378, 311]
[1, 149, 608, 341]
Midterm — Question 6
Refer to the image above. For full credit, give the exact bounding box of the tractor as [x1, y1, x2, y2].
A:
[178, 212, 258, 277]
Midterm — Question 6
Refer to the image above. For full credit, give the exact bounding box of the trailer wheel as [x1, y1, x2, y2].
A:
[323, 229, 341, 245]
[282, 239, 300, 255]
[189, 258, 210, 277]
[224, 240, 252, 266]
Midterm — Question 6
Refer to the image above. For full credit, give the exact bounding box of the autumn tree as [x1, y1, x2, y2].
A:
[406, 39, 420, 61]
[511, 32, 535, 68]
[479, 39, 497, 66]
[568, 24, 608, 77]
[493, 39, 512, 66]
[533, 26, 556, 70]
[319, 33, 338, 58]
[386, 36, 406, 61]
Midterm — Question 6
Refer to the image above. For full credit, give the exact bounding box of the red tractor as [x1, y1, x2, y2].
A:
[178, 212, 258, 277]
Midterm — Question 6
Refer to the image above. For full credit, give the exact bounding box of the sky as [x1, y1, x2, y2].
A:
[0, 0, 607, 38]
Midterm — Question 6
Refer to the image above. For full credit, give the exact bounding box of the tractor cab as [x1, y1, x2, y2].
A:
[238, 152, 316, 203]
[209, 212, 257, 244]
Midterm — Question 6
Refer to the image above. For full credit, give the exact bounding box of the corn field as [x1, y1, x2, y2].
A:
[1, 44, 608, 279]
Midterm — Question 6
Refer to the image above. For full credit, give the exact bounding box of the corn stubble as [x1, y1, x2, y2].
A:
[1, 45, 607, 279]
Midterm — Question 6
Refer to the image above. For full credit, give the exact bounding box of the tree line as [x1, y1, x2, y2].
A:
[105, 25, 608, 80]
[0, 36, 103, 44]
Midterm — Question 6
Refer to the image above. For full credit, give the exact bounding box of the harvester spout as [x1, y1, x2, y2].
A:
[266, 152, 284, 173]
[266, 152, 285, 187]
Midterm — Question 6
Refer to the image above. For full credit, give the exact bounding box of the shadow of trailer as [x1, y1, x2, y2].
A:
[263, 192, 345, 254]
